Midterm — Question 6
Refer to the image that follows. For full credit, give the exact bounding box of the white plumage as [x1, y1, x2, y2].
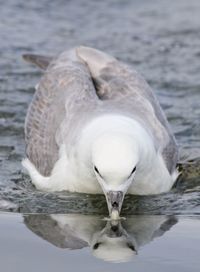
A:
[22, 46, 179, 215]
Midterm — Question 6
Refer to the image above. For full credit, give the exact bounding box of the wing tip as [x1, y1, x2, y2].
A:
[22, 54, 53, 70]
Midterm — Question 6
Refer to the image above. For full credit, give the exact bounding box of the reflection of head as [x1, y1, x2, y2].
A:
[92, 237, 136, 262]
[24, 214, 177, 263]
[92, 235, 136, 262]
[91, 220, 137, 262]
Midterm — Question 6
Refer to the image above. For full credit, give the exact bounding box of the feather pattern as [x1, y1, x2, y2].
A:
[24, 46, 178, 178]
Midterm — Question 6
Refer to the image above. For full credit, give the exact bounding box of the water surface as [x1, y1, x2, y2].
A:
[0, 212, 200, 271]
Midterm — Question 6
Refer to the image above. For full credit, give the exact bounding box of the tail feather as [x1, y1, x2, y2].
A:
[22, 54, 53, 70]
[76, 46, 116, 77]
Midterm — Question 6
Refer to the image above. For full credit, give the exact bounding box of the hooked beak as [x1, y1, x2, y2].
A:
[106, 191, 124, 219]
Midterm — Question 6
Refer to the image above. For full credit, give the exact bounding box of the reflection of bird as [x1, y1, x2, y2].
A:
[22, 46, 179, 217]
[24, 214, 177, 263]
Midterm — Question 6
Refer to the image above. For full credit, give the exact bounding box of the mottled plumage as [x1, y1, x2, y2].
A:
[24, 46, 178, 177]
[23, 46, 179, 210]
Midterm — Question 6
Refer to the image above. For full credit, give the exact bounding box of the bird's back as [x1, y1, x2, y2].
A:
[23, 46, 178, 177]
[77, 46, 178, 173]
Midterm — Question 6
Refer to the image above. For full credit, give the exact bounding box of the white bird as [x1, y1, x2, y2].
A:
[22, 46, 179, 218]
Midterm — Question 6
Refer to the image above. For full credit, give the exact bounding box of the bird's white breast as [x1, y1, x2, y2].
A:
[23, 114, 177, 195]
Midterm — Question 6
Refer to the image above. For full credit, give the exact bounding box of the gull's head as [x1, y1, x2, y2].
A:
[92, 133, 139, 217]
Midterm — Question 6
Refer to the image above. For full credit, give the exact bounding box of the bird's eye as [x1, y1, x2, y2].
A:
[131, 166, 136, 175]
[94, 165, 100, 174]
[94, 165, 103, 178]
[128, 166, 136, 179]
[93, 242, 101, 250]
[127, 243, 136, 251]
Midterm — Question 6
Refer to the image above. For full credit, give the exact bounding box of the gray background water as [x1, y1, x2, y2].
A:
[0, 0, 200, 270]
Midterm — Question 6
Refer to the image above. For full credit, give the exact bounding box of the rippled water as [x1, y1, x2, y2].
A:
[0, 0, 200, 214]
[0, 0, 200, 269]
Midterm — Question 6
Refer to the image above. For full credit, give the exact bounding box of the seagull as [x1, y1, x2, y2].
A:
[22, 46, 179, 218]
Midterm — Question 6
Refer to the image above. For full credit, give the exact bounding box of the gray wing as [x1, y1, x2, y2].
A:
[151, 216, 178, 239]
[124, 215, 177, 248]
[23, 54, 53, 69]
[24, 215, 88, 249]
[24, 50, 98, 176]
[77, 46, 178, 173]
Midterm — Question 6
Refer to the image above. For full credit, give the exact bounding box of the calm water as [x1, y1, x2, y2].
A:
[0, 0, 200, 270]
[0, 212, 200, 271]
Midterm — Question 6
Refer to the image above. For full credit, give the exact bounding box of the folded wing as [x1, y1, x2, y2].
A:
[77, 46, 178, 173]
[24, 50, 97, 176]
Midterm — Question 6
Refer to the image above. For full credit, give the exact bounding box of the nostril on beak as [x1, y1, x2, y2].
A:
[107, 191, 123, 216]
[111, 225, 118, 232]
[112, 201, 119, 208]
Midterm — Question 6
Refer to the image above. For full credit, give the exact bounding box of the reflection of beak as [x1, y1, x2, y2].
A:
[106, 191, 124, 219]
[106, 220, 123, 238]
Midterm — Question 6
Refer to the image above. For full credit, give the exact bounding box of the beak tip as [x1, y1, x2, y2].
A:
[110, 209, 120, 220]
[106, 190, 124, 218]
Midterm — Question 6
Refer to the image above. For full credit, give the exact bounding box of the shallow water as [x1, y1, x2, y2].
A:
[0, 0, 200, 269]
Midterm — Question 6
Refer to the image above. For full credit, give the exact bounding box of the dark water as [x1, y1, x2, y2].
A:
[0, 0, 200, 269]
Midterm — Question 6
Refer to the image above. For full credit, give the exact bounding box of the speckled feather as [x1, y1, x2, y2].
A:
[24, 47, 178, 177]
[25, 51, 98, 176]
[91, 61, 178, 173]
